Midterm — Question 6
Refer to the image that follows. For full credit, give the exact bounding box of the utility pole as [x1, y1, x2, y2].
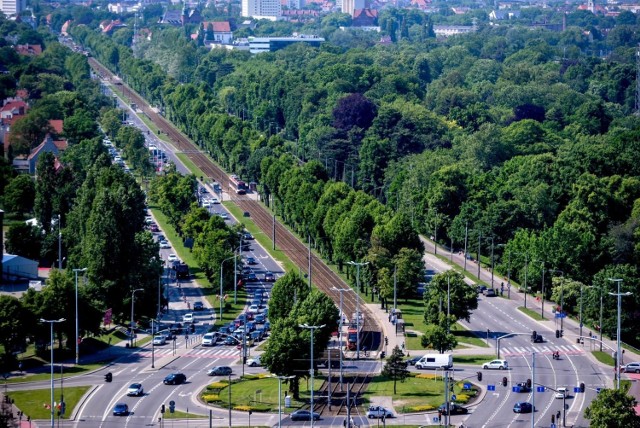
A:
[299, 324, 325, 428]
[331, 287, 351, 391]
[308, 234, 312, 290]
[348, 261, 369, 360]
[608, 278, 631, 390]
[73, 268, 87, 365]
[463, 221, 468, 272]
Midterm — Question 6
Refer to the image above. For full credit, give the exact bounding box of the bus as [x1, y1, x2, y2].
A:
[229, 174, 247, 195]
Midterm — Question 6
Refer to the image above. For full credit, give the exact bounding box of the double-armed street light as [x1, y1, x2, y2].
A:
[275, 375, 295, 427]
[608, 278, 632, 390]
[72, 268, 87, 365]
[219, 254, 241, 323]
[130, 288, 144, 348]
[40, 318, 65, 428]
[347, 261, 368, 360]
[299, 324, 325, 428]
[548, 269, 565, 331]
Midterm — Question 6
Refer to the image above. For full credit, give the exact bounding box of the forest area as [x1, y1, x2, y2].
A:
[61, 3, 640, 345]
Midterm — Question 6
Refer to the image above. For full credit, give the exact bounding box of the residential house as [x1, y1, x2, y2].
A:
[201, 21, 233, 44]
[15, 44, 42, 56]
[13, 133, 67, 174]
[489, 10, 521, 20]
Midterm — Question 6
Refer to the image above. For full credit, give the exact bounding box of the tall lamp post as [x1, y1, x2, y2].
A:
[276, 375, 295, 427]
[331, 287, 352, 391]
[72, 268, 87, 365]
[219, 255, 240, 323]
[299, 324, 325, 428]
[347, 261, 368, 360]
[130, 288, 143, 348]
[40, 318, 65, 428]
[608, 278, 632, 390]
[548, 269, 564, 331]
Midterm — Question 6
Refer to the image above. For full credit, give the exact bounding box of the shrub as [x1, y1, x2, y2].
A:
[407, 404, 436, 412]
[202, 394, 220, 403]
[454, 394, 470, 403]
[415, 373, 438, 379]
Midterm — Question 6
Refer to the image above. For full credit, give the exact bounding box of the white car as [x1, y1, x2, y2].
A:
[127, 383, 144, 396]
[219, 212, 229, 220]
[555, 387, 568, 399]
[248, 305, 260, 314]
[483, 359, 508, 370]
[211, 197, 220, 204]
[183, 313, 194, 323]
[202, 332, 217, 346]
[202, 200, 211, 208]
[366, 406, 394, 419]
[247, 356, 261, 367]
[159, 240, 171, 249]
[167, 253, 178, 263]
[153, 335, 166, 345]
[622, 362, 640, 373]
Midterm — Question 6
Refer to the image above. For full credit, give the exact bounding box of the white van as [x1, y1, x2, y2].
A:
[415, 353, 453, 370]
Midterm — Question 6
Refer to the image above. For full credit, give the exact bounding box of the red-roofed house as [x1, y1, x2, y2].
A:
[49, 120, 63, 135]
[352, 9, 378, 27]
[15, 44, 42, 56]
[1, 100, 28, 120]
[202, 21, 233, 44]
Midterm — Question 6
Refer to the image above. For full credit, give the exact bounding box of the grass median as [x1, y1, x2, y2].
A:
[7, 386, 91, 420]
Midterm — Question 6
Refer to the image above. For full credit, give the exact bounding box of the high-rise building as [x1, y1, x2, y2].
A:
[341, 0, 366, 17]
[242, 0, 281, 20]
[1, 0, 26, 17]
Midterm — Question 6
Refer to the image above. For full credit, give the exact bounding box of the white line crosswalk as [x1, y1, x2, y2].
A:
[501, 344, 585, 357]
[135, 347, 241, 359]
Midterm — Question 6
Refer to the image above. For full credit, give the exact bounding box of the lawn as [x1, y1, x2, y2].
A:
[518, 306, 546, 321]
[6, 363, 106, 384]
[453, 354, 496, 365]
[592, 351, 615, 366]
[163, 409, 207, 419]
[200, 373, 470, 415]
[8, 386, 91, 420]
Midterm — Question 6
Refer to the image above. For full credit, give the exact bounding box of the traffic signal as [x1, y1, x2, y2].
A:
[60, 402, 66, 415]
[104, 372, 112, 382]
[560, 329, 564, 337]
[551, 414, 555, 424]
[160, 404, 165, 414]
[580, 382, 585, 393]
[477, 371, 482, 382]
[526, 378, 532, 388]
[385, 336, 388, 346]
[502, 377, 508, 387]
[556, 329, 560, 338]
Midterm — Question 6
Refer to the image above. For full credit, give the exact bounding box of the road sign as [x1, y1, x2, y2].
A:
[512, 386, 521, 392]
[463, 383, 472, 390]
[574, 387, 580, 393]
[451, 395, 457, 401]
[596, 388, 602, 394]
[555, 313, 567, 318]
[537, 386, 545, 392]
[169, 400, 175, 406]
[488, 385, 496, 391]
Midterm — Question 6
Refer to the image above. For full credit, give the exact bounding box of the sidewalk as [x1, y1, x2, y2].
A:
[420, 236, 640, 360]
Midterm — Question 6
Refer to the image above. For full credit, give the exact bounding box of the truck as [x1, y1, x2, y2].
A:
[415, 353, 453, 370]
[317, 348, 342, 369]
[175, 262, 190, 279]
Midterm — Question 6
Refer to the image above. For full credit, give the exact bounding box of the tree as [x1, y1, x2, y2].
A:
[423, 270, 478, 327]
[4, 223, 42, 261]
[332, 93, 377, 133]
[382, 345, 409, 394]
[585, 388, 640, 427]
[0, 295, 31, 361]
[3, 174, 35, 216]
[269, 271, 309, 323]
[420, 324, 458, 354]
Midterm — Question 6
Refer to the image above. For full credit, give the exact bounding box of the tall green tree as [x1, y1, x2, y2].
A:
[3, 174, 35, 216]
[585, 388, 640, 427]
[423, 271, 478, 328]
[381, 345, 409, 394]
[420, 324, 458, 354]
[269, 271, 309, 323]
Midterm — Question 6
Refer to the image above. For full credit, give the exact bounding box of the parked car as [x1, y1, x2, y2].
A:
[477, 285, 487, 294]
[127, 383, 144, 396]
[247, 356, 261, 367]
[208, 366, 233, 376]
[113, 403, 129, 416]
[366, 406, 394, 419]
[163, 373, 187, 385]
[513, 402, 533, 413]
[290, 410, 320, 421]
[159, 240, 171, 249]
[438, 403, 468, 415]
[193, 301, 204, 311]
[183, 313, 194, 323]
[484, 288, 496, 297]
[405, 355, 421, 366]
[153, 335, 166, 346]
[202, 333, 217, 346]
[483, 359, 508, 370]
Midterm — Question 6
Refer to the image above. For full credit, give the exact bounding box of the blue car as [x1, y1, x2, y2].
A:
[513, 402, 533, 413]
[113, 403, 129, 416]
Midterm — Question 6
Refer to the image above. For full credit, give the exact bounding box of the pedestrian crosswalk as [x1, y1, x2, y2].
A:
[501, 344, 585, 357]
[135, 347, 240, 359]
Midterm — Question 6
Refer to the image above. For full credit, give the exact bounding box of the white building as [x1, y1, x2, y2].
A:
[242, 0, 281, 19]
[0, 0, 26, 16]
[3, 254, 39, 281]
[341, 0, 365, 16]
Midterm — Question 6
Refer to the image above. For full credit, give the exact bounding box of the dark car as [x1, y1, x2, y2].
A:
[243, 232, 254, 240]
[208, 366, 232, 376]
[224, 336, 236, 345]
[484, 288, 496, 297]
[438, 403, 468, 415]
[264, 272, 275, 282]
[246, 257, 257, 265]
[241, 244, 252, 252]
[514, 382, 531, 393]
[477, 285, 487, 294]
[255, 314, 266, 324]
[242, 266, 252, 275]
[193, 301, 204, 311]
[290, 410, 320, 421]
[113, 403, 129, 416]
[532, 334, 544, 343]
[163, 373, 187, 385]
[246, 273, 258, 282]
[169, 323, 183, 334]
[251, 330, 262, 342]
[406, 355, 422, 366]
[513, 401, 533, 413]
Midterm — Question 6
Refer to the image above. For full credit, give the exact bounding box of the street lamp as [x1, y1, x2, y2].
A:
[548, 269, 564, 331]
[331, 287, 352, 391]
[608, 278, 632, 390]
[40, 318, 65, 428]
[219, 254, 240, 323]
[275, 375, 295, 427]
[299, 324, 325, 428]
[72, 267, 87, 365]
[130, 288, 143, 348]
[347, 261, 368, 360]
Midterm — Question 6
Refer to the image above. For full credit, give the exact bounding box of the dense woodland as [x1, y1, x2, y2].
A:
[63, 3, 640, 346]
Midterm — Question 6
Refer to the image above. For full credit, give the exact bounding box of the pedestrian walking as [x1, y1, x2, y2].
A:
[438, 409, 442, 424]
